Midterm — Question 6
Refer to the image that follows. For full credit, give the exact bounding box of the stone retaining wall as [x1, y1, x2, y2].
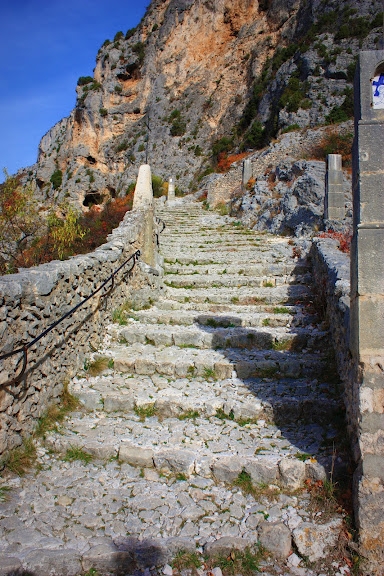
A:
[309, 238, 359, 455]
[0, 208, 162, 458]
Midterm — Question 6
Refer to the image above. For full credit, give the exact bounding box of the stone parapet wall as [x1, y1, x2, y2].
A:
[0, 208, 162, 457]
[309, 238, 358, 452]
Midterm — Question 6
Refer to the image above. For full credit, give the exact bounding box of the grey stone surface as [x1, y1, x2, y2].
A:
[258, 522, 292, 559]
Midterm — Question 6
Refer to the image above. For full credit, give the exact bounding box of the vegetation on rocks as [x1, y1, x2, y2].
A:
[0, 171, 134, 273]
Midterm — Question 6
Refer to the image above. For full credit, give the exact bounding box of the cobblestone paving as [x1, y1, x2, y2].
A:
[0, 200, 352, 576]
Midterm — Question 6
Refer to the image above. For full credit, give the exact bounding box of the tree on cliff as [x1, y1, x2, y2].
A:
[0, 171, 87, 274]
[0, 171, 43, 274]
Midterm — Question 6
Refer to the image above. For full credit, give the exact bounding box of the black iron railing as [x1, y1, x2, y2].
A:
[0, 249, 141, 389]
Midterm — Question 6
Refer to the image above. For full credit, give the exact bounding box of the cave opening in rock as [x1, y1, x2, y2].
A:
[83, 192, 104, 207]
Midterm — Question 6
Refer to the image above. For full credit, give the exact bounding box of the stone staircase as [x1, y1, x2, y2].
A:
[0, 201, 350, 576]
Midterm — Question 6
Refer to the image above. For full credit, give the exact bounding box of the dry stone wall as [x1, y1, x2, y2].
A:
[309, 239, 357, 452]
[0, 209, 162, 458]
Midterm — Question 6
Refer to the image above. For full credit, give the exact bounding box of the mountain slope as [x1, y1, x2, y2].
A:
[20, 0, 382, 210]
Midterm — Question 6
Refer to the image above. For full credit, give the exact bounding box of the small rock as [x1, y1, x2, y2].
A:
[57, 495, 73, 506]
[163, 563, 173, 576]
[293, 519, 343, 562]
[287, 552, 301, 567]
[258, 521, 292, 559]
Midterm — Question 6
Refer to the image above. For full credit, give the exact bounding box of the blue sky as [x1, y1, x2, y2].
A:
[0, 0, 149, 181]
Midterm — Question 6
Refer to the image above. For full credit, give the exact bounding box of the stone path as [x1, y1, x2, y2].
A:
[0, 200, 352, 576]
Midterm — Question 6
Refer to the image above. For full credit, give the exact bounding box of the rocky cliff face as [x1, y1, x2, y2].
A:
[20, 0, 382, 210]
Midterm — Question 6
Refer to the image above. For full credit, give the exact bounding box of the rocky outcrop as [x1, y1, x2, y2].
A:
[18, 0, 382, 211]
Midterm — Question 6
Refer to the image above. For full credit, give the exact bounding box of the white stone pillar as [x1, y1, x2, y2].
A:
[168, 177, 175, 202]
[242, 158, 252, 188]
[133, 164, 155, 266]
[325, 154, 344, 220]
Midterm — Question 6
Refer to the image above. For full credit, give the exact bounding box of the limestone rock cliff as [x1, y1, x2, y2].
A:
[20, 0, 382, 210]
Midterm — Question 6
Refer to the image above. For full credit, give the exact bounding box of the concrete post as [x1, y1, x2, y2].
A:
[168, 177, 175, 201]
[133, 164, 155, 266]
[242, 158, 252, 189]
[351, 51, 384, 574]
[325, 154, 344, 220]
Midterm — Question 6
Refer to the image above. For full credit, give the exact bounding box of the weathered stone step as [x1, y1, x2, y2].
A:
[162, 254, 303, 267]
[164, 262, 310, 276]
[111, 342, 327, 380]
[163, 273, 309, 289]
[113, 322, 327, 352]
[2, 453, 344, 576]
[70, 369, 341, 428]
[44, 409, 328, 490]
[120, 305, 304, 328]
[164, 283, 311, 305]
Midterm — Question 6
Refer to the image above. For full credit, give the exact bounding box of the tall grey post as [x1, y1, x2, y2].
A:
[168, 177, 175, 202]
[351, 51, 384, 573]
[325, 154, 344, 220]
[242, 158, 252, 188]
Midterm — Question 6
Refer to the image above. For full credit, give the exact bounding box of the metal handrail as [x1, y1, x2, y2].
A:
[0, 249, 141, 388]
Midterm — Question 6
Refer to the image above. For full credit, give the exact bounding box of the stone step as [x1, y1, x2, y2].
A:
[162, 254, 302, 266]
[119, 305, 303, 328]
[112, 322, 327, 352]
[3, 452, 344, 575]
[110, 342, 327, 380]
[164, 262, 311, 276]
[164, 283, 312, 305]
[70, 370, 341, 427]
[44, 406, 330, 489]
[163, 273, 309, 289]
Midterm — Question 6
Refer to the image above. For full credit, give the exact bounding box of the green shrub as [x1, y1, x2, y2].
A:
[244, 121, 265, 149]
[132, 42, 145, 65]
[326, 87, 354, 124]
[77, 76, 94, 86]
[50, 169, 62, 190]
[114, 31, 124, 42]
[99, 108, 108, 117]
[125, 27, 137, 40]
[212, 136, 234, 159]
[114, 85, 122, 93]
[152, 174, 165, 197]
[115, 139, 129, 152]
[138, 143, 145, 152]
[170, 118, 186, 136]
[102, 39, 111, 48]
[281, 123, 300, 134]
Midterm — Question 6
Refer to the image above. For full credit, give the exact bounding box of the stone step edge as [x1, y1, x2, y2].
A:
[44, 434, 326, 489]
[112, 350, 326, 380]
[114, 325, 325, 352]
[72, 384, 339, 424]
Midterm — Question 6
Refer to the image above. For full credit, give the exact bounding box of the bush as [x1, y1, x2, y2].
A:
[114, 85, 122, 93]
[77, 76, 93, 86]
[115, 139, 129, 152]
[310, 130, 353, 166]
[132, 42, 145, 65]
[99, 108, 108, 117]
[50, 169, 62, 190]
[212, 137, 234, 159]
[152, 175, 165, 198]
[125, 27, 137, 40]
[325, 88, 354, 124]
[114, 31, 124, 42]
[170, 118, 186, 137]
[243, 121, 265, 149]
